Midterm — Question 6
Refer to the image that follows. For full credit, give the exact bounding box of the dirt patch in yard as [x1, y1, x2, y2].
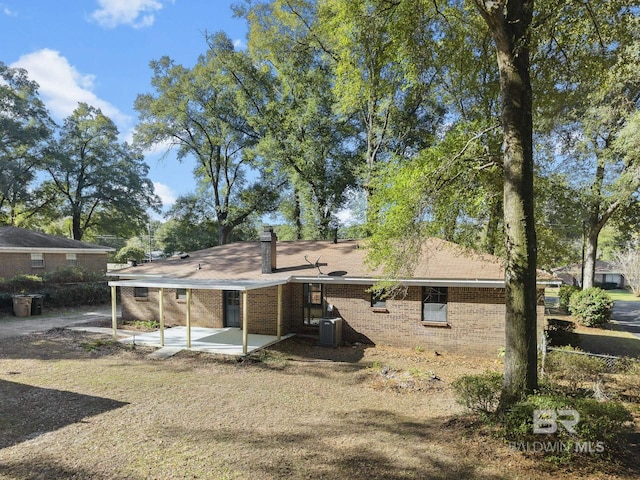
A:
[0, 330, 637, 480]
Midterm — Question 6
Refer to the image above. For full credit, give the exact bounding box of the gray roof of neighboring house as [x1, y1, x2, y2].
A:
[553, 260, 622, 276]
[0, 226, 114, 252]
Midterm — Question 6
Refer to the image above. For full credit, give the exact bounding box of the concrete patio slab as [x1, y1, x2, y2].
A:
[119, 326, 294, 356]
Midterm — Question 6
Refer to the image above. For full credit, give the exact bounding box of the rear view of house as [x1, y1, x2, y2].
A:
[110, 227, 552, 356]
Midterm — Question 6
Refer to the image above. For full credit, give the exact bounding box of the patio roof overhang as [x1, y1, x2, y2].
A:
[107, 277, 287, 356]
[108, 277, 288, 291]
[108, 274, 559, 290]
[289, 276, 560, 288]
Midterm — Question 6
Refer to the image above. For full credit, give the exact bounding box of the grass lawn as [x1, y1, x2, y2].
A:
[0, 330, 638, 479]
[606, 289, 640, 302]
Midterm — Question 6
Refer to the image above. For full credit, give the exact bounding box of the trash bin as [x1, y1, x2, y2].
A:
[318, 318, 343, 347]
[12, 295, 32, 317]
[30, 294, 43, 315]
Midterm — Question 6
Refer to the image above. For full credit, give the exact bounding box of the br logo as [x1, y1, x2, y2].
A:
[533, 409, 580, 434]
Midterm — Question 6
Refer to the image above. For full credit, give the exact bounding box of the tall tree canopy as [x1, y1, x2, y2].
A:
[532, 1, 640, 288]
[240, 0, 357, 239]
[42, 103, 160, 240]
[0, 62, 54, 225]
[134, 33, 280, 245]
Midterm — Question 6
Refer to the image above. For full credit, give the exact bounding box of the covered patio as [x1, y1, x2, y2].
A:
[118, 326, 294, 356]
[107, 277, 289, 355]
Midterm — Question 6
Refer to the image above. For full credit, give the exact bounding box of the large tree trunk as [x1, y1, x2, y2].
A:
[582, 217, 600, 289]
[72, 210, 83, 240]
[474, 0, 538, 406]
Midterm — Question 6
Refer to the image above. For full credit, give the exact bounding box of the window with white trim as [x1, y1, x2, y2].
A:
[31, 253, 45, 268]
[66, 253, 78, 266]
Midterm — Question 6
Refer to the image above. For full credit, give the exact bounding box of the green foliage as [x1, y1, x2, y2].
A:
[0, 62, 54, 225]
[41, 266, 105, 284]
[132, 320, 160, 330]
[545, 318, 578, 347]
[42, 103, 160, 240]
[0, 267, 111, 313]
[452, 371, 503, 415]
[502, 394, 632, 462]
[134, 34, 280, 245]
[115, 246, 146, 264]
[1, 274, 43, 293]
[558, 285, 580, 307]
[544, 347, 608, 393]
[568, 288, 614, 327]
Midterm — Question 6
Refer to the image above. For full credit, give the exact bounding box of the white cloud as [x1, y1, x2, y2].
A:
[11, 49, 131, 128]
[2, 5, 17, 16]
[90, 0, 172, 29]
[153, 182, 177, 208]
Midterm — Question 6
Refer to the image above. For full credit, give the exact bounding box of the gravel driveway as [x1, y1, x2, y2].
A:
[0, 306, 115, 340]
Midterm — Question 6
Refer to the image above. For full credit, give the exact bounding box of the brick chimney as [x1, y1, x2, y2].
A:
[260, 226, 277, 274]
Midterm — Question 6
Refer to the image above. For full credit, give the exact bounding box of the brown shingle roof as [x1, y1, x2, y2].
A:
[116, 237, 510, 283]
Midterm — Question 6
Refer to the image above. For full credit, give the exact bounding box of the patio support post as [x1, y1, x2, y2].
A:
[158, 288, 165, 346]
[186, 288, 192, 349]
[277, 284, 282, 340]
[111, 286, 118, 340]
[242, 290, 248, 355]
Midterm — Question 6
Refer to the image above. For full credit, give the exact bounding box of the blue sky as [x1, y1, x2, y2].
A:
[0, 0, 248, 214]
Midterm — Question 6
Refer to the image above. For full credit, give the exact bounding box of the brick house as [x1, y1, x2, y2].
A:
[0, 226, 113, 278]
[109, 227, 553, 356]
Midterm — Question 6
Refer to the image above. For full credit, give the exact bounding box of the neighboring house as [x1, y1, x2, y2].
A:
[553, 261, 626, 289]
[0, 226, 114, 278]
[109, 227, 555, 356]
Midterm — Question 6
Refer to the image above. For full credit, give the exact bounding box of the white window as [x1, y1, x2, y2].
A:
[31, 253, 44, 268]
[66, 253, 78, 266]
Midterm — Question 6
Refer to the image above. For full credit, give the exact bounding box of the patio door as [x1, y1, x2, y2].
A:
[224, 291, 241, 328]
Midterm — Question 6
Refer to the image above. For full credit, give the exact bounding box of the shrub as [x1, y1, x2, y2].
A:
[568, 287, 613, 327]
[2, 274, 43, 293]
[115, 245, 146, 264]
[545, 318, 578, 347]
[452, 371, 503, 414]
[42, 266, 105, 284]
[558, 285, 580, 307]
[503, 394, 632, 462]
[544, 347, 608, 393]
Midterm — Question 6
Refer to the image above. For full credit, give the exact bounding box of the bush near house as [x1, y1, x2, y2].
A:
[0, 267, 110, 314]
[568, 287, 614, 327]
[558, 285, 580, 307]
[453, 364, 634, 465]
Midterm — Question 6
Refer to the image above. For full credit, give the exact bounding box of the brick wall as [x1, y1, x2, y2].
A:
[119, 282, 547, 356]
[0, 252, 108, 279]
[121, 287, 224, 328]
[120, 286, 293, 335]
[316, 284, 546, 356]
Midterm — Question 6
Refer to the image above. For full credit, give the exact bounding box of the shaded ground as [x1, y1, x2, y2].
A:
[0, 329, 638, 479]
